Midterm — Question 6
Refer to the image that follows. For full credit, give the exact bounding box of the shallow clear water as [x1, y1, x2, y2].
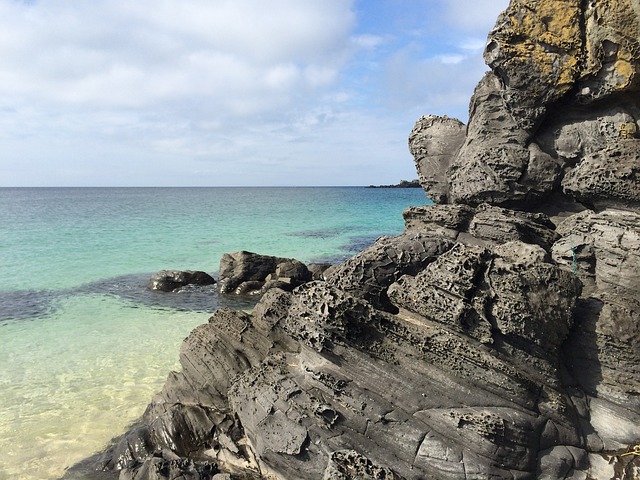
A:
[0, 187, 429, 479]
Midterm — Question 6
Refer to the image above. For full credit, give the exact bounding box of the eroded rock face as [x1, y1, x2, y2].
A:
[323, 232, 453, 312]
[413, 0, 640, 212]
[409, 115, 466, 204]
[553, 210, 640, 434]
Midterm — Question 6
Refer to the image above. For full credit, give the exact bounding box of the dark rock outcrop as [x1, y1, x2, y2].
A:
[70, 1, 640, 479]
[413, 0, 640, 213]
[148, 270, 216, 292]
[218, 251, 312, 296]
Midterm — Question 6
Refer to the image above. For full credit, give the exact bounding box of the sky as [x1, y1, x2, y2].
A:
[0, 0, 510, 187]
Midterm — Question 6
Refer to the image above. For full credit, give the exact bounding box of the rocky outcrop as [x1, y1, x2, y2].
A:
[218, 251, 312, 296]
[83, 208, 590, 479]
[70, 1, 640, 479]
[409, 115, 466, 204]
[414, 0, 640, 212]
[148, 270, 216, 292]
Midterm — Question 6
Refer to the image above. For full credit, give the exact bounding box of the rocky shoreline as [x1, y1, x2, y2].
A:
[65, 1, 639, 479]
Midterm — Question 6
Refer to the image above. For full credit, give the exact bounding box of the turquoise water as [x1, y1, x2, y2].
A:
[0, 187, 429, 480]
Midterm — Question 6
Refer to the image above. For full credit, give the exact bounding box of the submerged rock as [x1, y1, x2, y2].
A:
[148, 270, 216, 292]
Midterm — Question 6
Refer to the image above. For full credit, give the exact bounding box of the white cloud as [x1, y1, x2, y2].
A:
[0, 0, 513, 186]
[352, 34, 386, 49]
[435, 54, 465, 65]
[0, 0, 354, 113]
[370, 0, 510, 121]
[381, 48, 488, 121]
[442, 0, 509, 35]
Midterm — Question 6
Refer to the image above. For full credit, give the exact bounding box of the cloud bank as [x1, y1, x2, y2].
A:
[0, 0, 509, 186]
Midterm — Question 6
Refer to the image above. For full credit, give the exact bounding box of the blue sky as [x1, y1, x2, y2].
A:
[0, 0, 509, 186]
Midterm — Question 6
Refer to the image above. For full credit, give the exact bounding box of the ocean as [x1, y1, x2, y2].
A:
[0, 187, 430, 480]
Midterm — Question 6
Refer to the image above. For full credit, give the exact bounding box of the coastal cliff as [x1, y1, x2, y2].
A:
[70, 1, 640, 479]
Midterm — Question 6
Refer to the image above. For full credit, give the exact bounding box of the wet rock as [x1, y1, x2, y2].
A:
[218, 251, 312, 296]
[148, 270, 215, 292]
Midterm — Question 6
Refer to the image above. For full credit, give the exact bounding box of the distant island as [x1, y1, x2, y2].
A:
[367, 179, 421, 188]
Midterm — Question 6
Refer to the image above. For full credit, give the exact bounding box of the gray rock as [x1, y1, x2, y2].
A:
[411, 0, 640, 211]
[562, 143, 640, 210]
[483, 0, 583, 131]
[408, 115, 466, 204]
[147, 270, 215, 292]
[323, 232, 453, 312]
[218, 251, 312, 295]
[447, 72, 536, 207]
[306, 262, 333, 280]
[553, 209, 640, 429]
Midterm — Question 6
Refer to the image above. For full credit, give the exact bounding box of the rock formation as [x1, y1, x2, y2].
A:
[148, 270, 216, 292]
[218, 251, 312, 296]
[67, 1, 640, 479]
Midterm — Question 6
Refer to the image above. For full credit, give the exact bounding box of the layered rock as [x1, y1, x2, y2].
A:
[68, 1, 640, 479]
[80, 206, 595, 479]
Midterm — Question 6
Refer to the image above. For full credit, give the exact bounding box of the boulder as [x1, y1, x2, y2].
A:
[408, 115, 466, 204]
[147, 270, 216, 292]
[323, 232, 453, 312]
[218, 251, 312, 296]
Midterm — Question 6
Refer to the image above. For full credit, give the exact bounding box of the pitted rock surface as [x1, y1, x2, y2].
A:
[413, 0, 640, 211]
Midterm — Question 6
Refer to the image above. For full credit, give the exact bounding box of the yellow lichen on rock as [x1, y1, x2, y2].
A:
[614, 58, 635, 86]
[581, 0, 640, 96]
[485, 0, 583, 124]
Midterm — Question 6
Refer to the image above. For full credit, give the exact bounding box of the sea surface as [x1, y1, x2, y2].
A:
[0, 187, 430, 480]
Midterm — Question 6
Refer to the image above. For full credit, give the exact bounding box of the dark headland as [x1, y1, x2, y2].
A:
[367, 179, 421, 188]
[66, 1, 640, 478]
